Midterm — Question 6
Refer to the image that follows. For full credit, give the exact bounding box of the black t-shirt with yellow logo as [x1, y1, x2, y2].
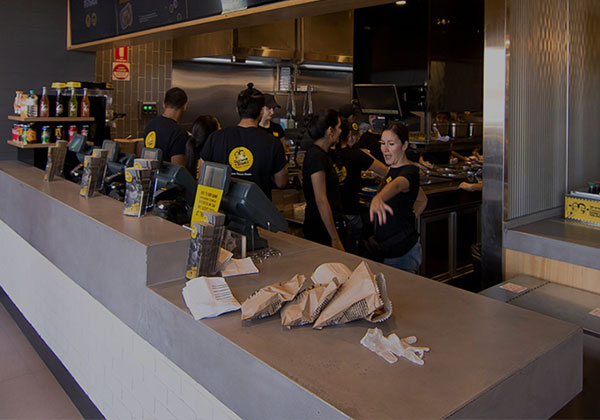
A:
[330, 147, 374, 215]
[199, 126, 286, 199]
[142, 116, 187, 162]
[260, 123, 285, 141]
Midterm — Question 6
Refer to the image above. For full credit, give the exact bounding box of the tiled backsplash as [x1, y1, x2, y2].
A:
[96, 40, 173, 139]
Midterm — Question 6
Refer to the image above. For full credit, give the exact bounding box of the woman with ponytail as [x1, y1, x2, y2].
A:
[302, 109, 345, 251]
[185, 115, 220, 179]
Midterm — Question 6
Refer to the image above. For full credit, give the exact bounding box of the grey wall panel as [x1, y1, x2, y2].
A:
[568, 0, 600, 191]
[172, 62, 352, 131]
[507, 0, 568, 219]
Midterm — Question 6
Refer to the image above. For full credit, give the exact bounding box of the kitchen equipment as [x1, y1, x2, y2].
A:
[468, 122, 482, 137]
[449, 122, 468, 138]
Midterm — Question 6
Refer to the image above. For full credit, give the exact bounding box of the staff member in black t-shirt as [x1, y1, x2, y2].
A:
[302, 109, 344, 251]
[370, 122, 427, 274]
[331, 119, 388, 251]
[199, 83, 287, 199]
[143, 87, 188, 166]
[259, 94, 286, 147]
[354, 115, 385, 163]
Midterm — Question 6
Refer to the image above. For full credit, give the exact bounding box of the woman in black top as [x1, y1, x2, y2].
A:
[302, 109, 344, 251]
[185, 115, 220, 179]
[370, 122, 428, 273]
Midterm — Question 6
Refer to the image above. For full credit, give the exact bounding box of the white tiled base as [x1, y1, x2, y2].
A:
[0, 220, 240, 420]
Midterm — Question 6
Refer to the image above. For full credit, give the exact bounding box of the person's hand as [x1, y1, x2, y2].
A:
[370, 195, 393, 225]
[331, 236, 345, 251]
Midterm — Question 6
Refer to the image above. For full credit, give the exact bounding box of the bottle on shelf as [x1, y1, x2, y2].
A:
[80, 88, 90, 117]
[55, 87, 64, 117]
[39, 86, 50, 118]
[68, 87, 78, 117]
[14, 91, 23, 115]
[26, 90, 38, 118]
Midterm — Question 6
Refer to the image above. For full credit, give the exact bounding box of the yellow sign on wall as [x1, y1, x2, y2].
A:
[191, 185, 224, 225]
[565, 195, 600, 226]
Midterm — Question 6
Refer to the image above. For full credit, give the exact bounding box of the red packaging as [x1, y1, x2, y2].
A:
[68, 125, 78, 142]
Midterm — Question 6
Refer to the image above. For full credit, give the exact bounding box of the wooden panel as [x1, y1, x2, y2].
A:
[504, 248, 600, 294]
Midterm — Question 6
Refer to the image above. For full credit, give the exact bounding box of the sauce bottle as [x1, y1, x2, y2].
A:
[26, 90, 38, 118]
[14, 91, 23, 115]
[80, 88, 90, 117]
[55, 88, 64, 117]
[39, 86, 50, 118]
[68, 87, 78, 117]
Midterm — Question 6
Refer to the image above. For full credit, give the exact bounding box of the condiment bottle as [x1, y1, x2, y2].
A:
[55, 88, 64, 117]
[14, 91, 23, 115]
[26, 90, 38, 118]
[68, 87, 78, 117]
[39, 86, 50, 118]
[80, 88, 90, 117]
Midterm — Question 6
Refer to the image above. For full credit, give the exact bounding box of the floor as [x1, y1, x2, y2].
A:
[0, 304, 82, 420]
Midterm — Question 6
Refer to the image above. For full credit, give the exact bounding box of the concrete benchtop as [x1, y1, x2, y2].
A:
[0, 161, 582, 419]
[505, 217, 600, 271]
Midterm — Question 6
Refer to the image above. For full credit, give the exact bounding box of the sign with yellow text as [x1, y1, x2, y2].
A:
[191, 185, 224, 225]
[565, 195, 600, 227]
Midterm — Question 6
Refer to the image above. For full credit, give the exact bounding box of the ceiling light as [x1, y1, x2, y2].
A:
[396, 0, 407, 5]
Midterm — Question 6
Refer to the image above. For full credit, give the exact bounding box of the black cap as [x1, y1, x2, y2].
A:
[264, 94, 280, 109]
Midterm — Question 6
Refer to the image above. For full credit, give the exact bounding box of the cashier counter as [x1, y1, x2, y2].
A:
[0, 160, 584, 419]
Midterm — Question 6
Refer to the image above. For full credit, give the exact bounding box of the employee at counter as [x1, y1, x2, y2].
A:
[369, 122, 428, 273]
[184, 115, 220, 179]
[331, 118, 388, 252]
[302, 109, 345, 251]
[198, 83, 288, 200]
[143, 87, 189, 166]
[259, 94, 286, 147]
[354, 114, 385, 163]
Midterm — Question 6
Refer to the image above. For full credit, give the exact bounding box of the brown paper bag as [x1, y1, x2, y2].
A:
[311, 262, 352, 285]
[313, 261, 392, 329]
[241, 274, 306, 321]
[281, 278, 341, 328]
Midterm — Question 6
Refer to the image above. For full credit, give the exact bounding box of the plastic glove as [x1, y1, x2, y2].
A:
[360, 328, 398, 363]
[386, 333, 430, 366]
[360, 328, 430, 366]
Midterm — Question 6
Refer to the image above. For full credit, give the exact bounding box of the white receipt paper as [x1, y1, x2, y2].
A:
[182, 277, 241, 320]
[220, 257, 259, 277]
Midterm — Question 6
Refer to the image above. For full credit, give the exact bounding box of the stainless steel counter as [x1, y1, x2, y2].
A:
[504, 217, 600, 271]
[0, 161, 582, 419]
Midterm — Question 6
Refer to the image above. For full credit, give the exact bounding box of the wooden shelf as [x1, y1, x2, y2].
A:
[7, 140, 56, 149]
[8, 116, 95, 123]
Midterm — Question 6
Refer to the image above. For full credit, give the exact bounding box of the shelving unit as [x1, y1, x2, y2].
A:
[8, 116, 95, 123]
[7, 140, 55, 149]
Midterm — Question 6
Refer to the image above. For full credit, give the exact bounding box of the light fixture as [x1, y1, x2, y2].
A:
[395, 0, 407, 5]
[299, 63, 353, 72]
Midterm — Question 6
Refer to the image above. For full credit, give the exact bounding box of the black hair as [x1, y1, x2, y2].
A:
[237, 82, 265, 119]
[307, 109, 340, 140]
[339, 118, 351, 145]
[185, 115, 219, 179]
[164, 87, 188, 110]
[383, 121, 409, 144]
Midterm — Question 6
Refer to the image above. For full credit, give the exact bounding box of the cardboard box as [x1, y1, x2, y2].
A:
[564, 194, 600, 227]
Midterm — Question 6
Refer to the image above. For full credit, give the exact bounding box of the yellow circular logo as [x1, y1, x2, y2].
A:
[352, 122, 359, 131]
[191, 225, 198, 238]
[228, 147, 254, 172]
[145, 131, 156, 148]
[273, 131, 279, 137]
[125, 171, 133, 183]
[134, 162, 142, 168]
[334, 163, 347, 183]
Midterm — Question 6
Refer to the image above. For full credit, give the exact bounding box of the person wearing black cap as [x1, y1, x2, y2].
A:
[259, 94, 286, 147]
[143, 87, 188, 165]
[199, 83, 288, 199]
[354, 114, 386, 163]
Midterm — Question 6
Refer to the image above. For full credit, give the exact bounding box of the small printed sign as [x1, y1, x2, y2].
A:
[112, 62, 130, 81]
[114, 47, 129, 63]
[499, 282, 528, 294]
[191, 185, 224, 225]
[589, 308, 600, 318]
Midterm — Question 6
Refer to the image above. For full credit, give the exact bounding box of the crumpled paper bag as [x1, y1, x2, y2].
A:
[241, 274, 307, 321]
[311, 262, 352, 285]
[313, 261, 392, 329]
[281, 278, 341, 328]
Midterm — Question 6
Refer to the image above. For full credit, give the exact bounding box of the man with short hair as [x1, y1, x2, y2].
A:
[199, 83, 288, 200]
[143, 87, 188, 166]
